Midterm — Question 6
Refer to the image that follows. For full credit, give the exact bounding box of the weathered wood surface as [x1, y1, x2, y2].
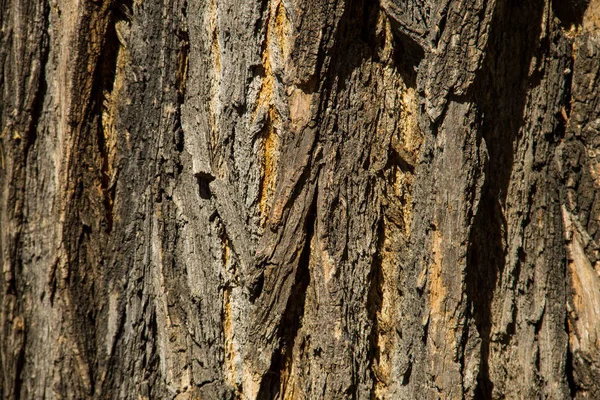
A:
[1, 0, 599, 398]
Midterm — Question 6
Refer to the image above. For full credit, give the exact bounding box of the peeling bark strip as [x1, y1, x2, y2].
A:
[1, 0, 600, 398]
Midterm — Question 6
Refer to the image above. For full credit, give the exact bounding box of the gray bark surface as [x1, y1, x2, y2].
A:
[1, 0, 599, 398]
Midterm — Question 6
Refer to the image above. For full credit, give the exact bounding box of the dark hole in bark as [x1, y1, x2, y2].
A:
[391, 29, 425, 88]
[195, 172, 215, 200]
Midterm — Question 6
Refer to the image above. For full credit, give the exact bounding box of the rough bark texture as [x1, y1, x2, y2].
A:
[1, 0, 600, 398]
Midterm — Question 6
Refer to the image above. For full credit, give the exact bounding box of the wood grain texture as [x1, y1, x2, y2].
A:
[1, 0, 599, 398]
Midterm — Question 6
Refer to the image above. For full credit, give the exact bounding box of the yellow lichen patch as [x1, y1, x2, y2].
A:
[252, 6, 273, 119]
[207, 0, 221, 150]
[253, 1, 284, 119]
[210, 0, 221, 75]
[254, 1, 290, 224]
[273, 1, 291, 63]
[258, 113, 280, 225]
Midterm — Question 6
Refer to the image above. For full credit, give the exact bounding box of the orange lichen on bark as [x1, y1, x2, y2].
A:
[210, 0, 221, 75]
[273, 1, 290, 62]
[207, 0, 221, 149]
[258, 115, 280, 224]
[255, 1, 290, 225]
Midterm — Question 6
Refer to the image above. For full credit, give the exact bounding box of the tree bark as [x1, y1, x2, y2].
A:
[1, 0, 600, 398]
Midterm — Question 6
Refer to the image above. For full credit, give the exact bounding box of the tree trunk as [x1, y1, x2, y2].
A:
[1, 0, 599, 398]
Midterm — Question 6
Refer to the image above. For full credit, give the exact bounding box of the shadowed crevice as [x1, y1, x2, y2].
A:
[93, 0, 133, 234]
[367, 215, 386, 396]
[256, 189, 316, 400]
[553, 0, 589, 28]
[174, 0, 189, 156]
[63, 2, 134, 395]
[465, 0, 546, 398]
[565, 316, 578, 397]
